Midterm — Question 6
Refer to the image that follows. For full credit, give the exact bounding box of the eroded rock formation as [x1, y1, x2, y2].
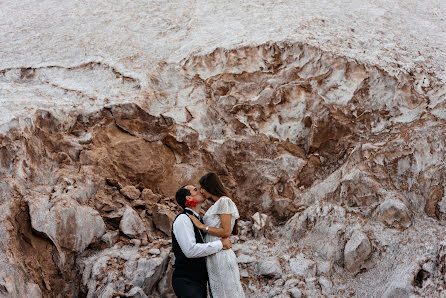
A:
[1, 33, 446, 298]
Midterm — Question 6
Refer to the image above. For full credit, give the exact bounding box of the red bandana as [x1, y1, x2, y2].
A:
[185, 199, 198, 207]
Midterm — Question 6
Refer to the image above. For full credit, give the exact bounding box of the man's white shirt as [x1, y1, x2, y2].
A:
[172, 208, 223, 258]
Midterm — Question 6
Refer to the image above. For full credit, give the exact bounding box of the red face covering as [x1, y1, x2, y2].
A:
[185, 199, 198, 207]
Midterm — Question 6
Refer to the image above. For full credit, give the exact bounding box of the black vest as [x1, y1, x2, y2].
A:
[172, 210, 208, 283]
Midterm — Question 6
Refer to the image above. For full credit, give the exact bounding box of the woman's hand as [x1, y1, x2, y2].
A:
[187, 214, 205, 230]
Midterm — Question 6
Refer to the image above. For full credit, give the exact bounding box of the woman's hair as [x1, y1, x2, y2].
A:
[199, 172, 239, 235]
[199, 172, 231, 198]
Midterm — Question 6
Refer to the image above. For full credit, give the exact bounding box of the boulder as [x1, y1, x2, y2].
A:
[141, 188, 161, 203]
[26, 195, 106, 256]
[128, 251, 170, 293]
[256, 257, 282, 278]
[120, 185, 141, 200]
[252, 212, 269, 237]
[152, 205, 176, 236]
[344, 230, 372, 274]
[120, 206, 146, 238]
[376, 199, 411, 229]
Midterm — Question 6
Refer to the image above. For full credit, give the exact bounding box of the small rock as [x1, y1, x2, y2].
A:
[252, 212, 269, 237]
[148, 248, 161, 255]
[132, 200, 146, 208]
[377, 199, 411, 229]
[141, 239, 148, 246]
[101, 230, 120, 247]
[141, 188, 161, 203]
[120, 206, 146, 238]
[289, 288, 302, 298]
[273, 197, 291, 217]
[240, 269, 249, 278]
[120, 185, 141, 200]
[256, 256, 282, 278]
[106, 177, 122, 188]
[130, 239, 141, 247]
[317, 260, 333, 276]
[319, 276, 333, 295]
[125, 286, 148, 298]
[344, 230, 372, 274]
[289, 255, 316, 278]
[285, 278, 299, 288]
[237, 254, 257, 264]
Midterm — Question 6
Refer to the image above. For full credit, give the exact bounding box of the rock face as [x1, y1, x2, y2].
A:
[1, 1, 446, 297]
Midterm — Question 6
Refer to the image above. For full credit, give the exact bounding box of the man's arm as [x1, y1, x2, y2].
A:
[173, 214, 225, 258]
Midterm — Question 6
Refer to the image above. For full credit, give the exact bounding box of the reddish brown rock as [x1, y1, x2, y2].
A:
[120, 185, 141, 200]
[152, 205, 177, 236]
[141, 188, 161, 204]
[376, 199, 411, 229]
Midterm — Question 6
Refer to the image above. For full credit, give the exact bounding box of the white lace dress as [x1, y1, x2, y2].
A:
[203, 196, 245, 298]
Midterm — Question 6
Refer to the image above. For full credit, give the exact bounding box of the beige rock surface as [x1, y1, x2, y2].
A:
[0, 0, 446, 297]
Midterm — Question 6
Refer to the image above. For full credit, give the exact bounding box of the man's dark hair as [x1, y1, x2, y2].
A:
[175, 185, 190, 209]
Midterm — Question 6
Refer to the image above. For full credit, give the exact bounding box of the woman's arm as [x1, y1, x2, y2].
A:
[187, 214, 232, 238]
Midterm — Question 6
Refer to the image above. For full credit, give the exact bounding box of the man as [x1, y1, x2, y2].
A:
[172, 185, 232, 298]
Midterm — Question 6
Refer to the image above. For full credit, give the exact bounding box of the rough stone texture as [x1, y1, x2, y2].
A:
[289, 255, 316, 278]
[79, 245, 170, 297]
[120, 206, 146, 238]
[120, 185, 141, 200]
[1, 0, 446, 297]
[101, 230, 120, 248]
[252, 212, 270, 238]
[344, 230, 372, 274]
[255, 257, 282, 278]
[152, 204, 176, 236]
[376, 199, 412, 229]
[26, 195, 106, 256]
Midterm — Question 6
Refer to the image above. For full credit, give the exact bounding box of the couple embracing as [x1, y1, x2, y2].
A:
[171, 172, 245, 298]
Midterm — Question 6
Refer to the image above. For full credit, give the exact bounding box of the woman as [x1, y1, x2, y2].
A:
[187, 172, 245, 298]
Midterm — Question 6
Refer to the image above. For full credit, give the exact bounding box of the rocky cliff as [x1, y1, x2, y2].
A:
[1, 1, 446, 297]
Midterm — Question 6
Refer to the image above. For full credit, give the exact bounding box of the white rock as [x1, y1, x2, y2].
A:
[256, 256, 282, 278]
[240, 269, 249, 278]
[344, 230, 372, 274]
[319, 276, 333, 295]
[237, 254, 257, 264]
[284, 278, 299, 288]
[289, 288, 302, 298]
[252, 212, 269, 237]
[130, 252, 170, 293]
[317, 260, 334, 276]
[125, 286, 148, 298]
[148, 248, 161, 255]
[101, 230, 119, 247]
[289, 255, 316, 278]
[382, 282, 416, 298]
[120, 206, 146, 238]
